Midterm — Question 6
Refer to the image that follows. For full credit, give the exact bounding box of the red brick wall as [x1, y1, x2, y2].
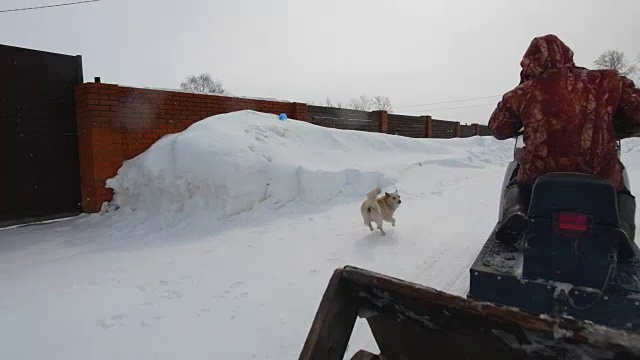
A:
[74, 82, 308, 212]
[74, 81, 491, 213]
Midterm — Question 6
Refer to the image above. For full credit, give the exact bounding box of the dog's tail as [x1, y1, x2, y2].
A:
[366, 186, 382, 202]
[363, 186, 382, 214]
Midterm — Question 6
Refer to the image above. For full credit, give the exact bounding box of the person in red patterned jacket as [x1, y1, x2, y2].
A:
[488, 34, 640, 255]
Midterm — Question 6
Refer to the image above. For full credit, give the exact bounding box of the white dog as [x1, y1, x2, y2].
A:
[360, 186, 402, 235]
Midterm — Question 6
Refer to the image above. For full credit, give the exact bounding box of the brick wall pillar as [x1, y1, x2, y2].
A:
[75, 82, 123, 212]
[472, 123, 480, 135]
[423, 115, 433, 138]
[290, 102, 309, 121]
[374, 110, 388, 133]
[454, 121, 461, 137]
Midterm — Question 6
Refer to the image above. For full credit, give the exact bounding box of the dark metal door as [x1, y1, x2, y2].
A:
[0, 44, 83, 226]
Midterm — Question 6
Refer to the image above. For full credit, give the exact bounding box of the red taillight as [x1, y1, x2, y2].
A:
[557, 212, 589, 231]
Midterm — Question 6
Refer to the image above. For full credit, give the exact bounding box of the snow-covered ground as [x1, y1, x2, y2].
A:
[2, 110, 640, 359]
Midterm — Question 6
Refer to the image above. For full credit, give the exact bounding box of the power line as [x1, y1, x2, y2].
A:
[402, 102, 496, 114]
[395, 94, 502, 109]
[423, 102, 497, 112]
[0, 0, 102, 13]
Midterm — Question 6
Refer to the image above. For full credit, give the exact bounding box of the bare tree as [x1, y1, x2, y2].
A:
[324, 97, 344, 108]
[373, 96, 392, 112]
[348, 95, 373, 111]
[593, 50, 638, 78]
[180, 73, 227, 94]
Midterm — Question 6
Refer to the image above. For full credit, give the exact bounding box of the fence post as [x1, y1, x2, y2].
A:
[75, 55, 84, 84]
[290, 102, 309, 121]
[454, 121, 461, 137]
[472, 123, 480, 136]
[423, 115, 433, 138]
[75, 82, 123, 213]
[374, 110, 388, 134]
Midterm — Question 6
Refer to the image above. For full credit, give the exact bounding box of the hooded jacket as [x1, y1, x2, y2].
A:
[488, 34, 640, 191]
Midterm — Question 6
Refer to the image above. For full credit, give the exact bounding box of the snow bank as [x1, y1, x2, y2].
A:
[105, 110, 511, 219]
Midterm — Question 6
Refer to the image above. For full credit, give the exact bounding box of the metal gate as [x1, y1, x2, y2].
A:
[0, 44, 83, 226]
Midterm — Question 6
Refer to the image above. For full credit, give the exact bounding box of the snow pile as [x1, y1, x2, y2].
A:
[105, 110, 511, 219]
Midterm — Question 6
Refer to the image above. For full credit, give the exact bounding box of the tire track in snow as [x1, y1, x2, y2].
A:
[438, 239, 481, 296]
[409, 233, 481, 295]
[402, 164, 502, 297]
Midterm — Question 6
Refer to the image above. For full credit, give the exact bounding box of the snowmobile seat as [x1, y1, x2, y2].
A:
[469, 170, 640, 332]
[527, 172, 618, 223]
[522, 172, 619, 290]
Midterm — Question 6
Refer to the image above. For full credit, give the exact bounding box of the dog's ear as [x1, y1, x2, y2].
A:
[385, 192, 390, 197]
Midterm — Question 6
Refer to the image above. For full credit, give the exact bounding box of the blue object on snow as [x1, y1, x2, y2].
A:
[279, 113, 287, 121]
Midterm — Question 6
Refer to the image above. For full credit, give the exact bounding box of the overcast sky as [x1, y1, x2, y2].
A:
[1, 0, 639, 124]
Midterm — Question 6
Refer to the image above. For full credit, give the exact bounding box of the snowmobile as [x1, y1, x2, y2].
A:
[467, 127, 640, 333]
[299, 123, 640, 359]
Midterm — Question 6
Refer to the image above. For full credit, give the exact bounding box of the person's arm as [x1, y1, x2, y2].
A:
[616, 76, 640, 125]
[488, 88, 525, 140]
[612, 76, 640, 139]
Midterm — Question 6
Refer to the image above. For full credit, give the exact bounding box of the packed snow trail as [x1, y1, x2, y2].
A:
[2, 111, 640, 359]
[0, 163, 504, 359]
